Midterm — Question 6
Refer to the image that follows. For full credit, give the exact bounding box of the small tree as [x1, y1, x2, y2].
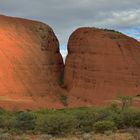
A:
[118, 96, 133, 111]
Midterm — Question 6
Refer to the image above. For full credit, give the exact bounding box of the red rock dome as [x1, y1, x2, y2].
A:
[0, 15, 64, 110]
[65, 27, 140, 107]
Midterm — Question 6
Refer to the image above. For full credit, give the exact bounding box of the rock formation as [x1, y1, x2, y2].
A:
[1, 15, 140, 110]
[65, 27, 140, 106]
[0, 15, 64, 110]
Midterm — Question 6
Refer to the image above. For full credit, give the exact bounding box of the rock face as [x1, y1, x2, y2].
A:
[65, 27, 140, 106]
[1, 15, 140, 110]
[0, 15, 64, 110]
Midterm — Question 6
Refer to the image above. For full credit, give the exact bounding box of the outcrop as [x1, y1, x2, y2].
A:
[65, 27, 140, 106]
[0, 15, 64, 110]
[1, 15, 140, 110]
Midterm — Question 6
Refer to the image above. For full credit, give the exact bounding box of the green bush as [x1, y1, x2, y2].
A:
[108, 103, 120, 113]
[0, 106, 139, 135]
[0, 115, 6, 128]
[94, 120, 117, 133]
[116, 109, 140, 128]
[60, 95, 68, 106]
[95, 108, 118, 122]
[59, 71, 64, 86]
[36, 113, 77, 135]
[103, 29, 122, 34]
[15, 112, 36, 131]
[74, 110, 97, 132]
[0, 114, 15, 130]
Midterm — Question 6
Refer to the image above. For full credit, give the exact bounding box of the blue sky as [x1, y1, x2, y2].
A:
[0, 0, 140, 59]
[121, 28, 140, 39]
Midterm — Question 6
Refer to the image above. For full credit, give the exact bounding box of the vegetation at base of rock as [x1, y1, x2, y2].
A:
[93, 121, 117, 133]
[36, 113, 76, 135]
[0, 103, 139, 136]
[15, 112, 36, 131]
[59, 95, 68, 106]
[74, 110, 97, 132]
[59, 71, 64, 86]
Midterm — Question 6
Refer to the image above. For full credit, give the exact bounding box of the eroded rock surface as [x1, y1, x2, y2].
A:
[0, 15, 64, 110]
[65, 27, 140, 106]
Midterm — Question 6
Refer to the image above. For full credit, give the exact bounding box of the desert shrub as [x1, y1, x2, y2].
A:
[74, 110, 97, 132]
[0, 116, 6, 128]
[36, 113, 77, 135]
[0, 106, 139, 135]
[59, 95, 68, 106]
[0, 109, 6, 115]
[108, 113, 122, 129]
[103, 29, 122, 34]
[95, 108, 119, 123]
[107, 102, 120, 113]
[3, 116, 15, 130]
[0, 110, 10, 128]
[15, 112, 36, 131]
[59, 71, 64, 86]
[93, 120, 117, 133]
[0, 113, 15, 130]
[110, 109, 140, 129]
[116, 109, 140, 128]
[96, 109, 111, 121]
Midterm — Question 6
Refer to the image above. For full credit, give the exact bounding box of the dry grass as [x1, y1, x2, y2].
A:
[55, 133, 135, 140]
[11, 132, 139, 140]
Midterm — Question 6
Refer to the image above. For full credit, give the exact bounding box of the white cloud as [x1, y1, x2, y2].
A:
[0, 0, 140, 56]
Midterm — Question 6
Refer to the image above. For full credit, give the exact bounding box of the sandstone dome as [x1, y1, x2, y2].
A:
[0, 15, 64, 110]
[65, 27, 140, 106]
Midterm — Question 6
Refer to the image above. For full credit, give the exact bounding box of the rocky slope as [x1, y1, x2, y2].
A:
[0, 15, 64, 110]
[65, 27, 140, 106]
